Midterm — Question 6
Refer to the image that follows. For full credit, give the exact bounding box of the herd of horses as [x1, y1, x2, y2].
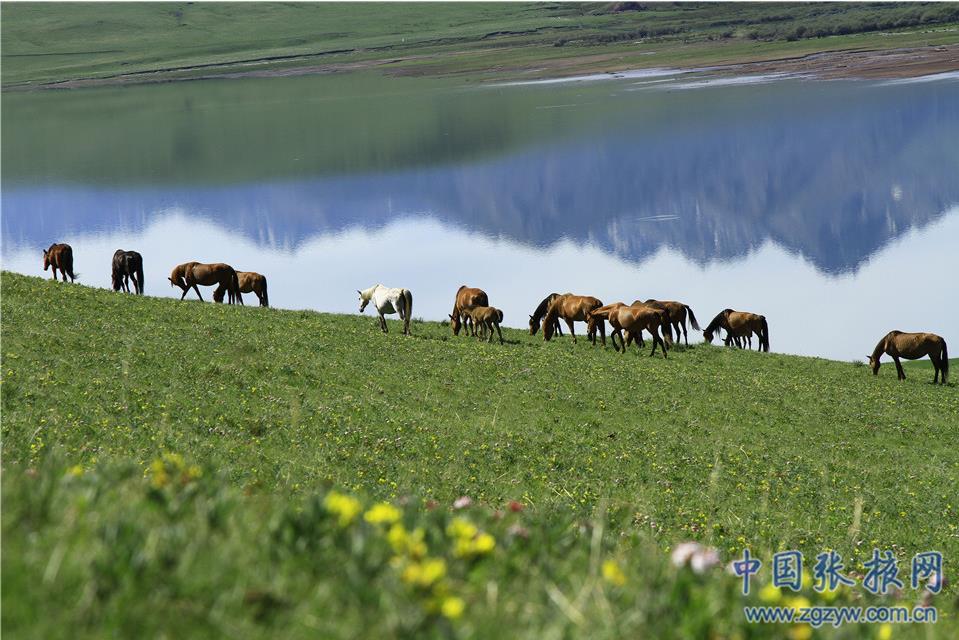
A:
[41, 243, 950, 384]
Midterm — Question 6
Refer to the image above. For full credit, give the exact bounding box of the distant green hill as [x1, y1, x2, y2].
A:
[3, 2, 958, 87]
[2, 271, 957, 636]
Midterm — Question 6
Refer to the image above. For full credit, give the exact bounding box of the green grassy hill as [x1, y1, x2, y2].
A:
[3, 2, 958, 87]
[2, 271, 957, 638]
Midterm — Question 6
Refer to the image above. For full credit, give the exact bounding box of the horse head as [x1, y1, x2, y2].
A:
[529, 314, 539, 335]
[42, 248, 51, 270]
[358, 290, 370, 313]
[867, 354, 880, 375]
[450, 313, 462, 335]
[703, 329, 715, 344]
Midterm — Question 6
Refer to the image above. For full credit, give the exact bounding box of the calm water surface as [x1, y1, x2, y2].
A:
[3, 71, 957, 360]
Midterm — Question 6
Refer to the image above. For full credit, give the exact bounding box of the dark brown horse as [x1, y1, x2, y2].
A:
[42, 243, 77, 282]
[703, 309, 769, 352]
[543, 294, 605, 345]
[869, 331, 948, 384]
[636, 299, 699, 346]
[528, 293, 566, 337]
[450, 286, 488, 336]
[462, 305, 505, 344]
[111, 249, 144, 294]
[169, 262, 241, 304]
[213, 271, 269, 307]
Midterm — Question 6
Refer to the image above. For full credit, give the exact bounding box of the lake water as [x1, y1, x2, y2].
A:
[3, 70, 957, 360]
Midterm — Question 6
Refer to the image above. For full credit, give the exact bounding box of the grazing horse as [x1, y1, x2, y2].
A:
[111, 250, 144, 294]
[462, 305, 505, 344]
[869, 331, 948, 384]
[703, 309, 769, 352]
[606, 304, 671, 358]
[42, 243, 77, 282]
[213, 271, 269, 307]
[589, 302, 673, 353]
[169, 262, 241, 304]
[543, 294, 605, 345]
[636, 299, 699, 346]
[358, 284, 413, 335]
[450, 286, 488, 336]
[529, 293, 566, 337]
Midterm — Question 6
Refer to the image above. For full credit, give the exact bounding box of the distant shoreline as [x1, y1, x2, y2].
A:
[5, 43, 958, 93]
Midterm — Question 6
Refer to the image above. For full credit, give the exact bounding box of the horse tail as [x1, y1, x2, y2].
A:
[232, 269, 243, 305]
[65, 251, 78, 281]
[497, 308, 504, 324]
[685, 306, 700, 331]
[941, 339, 949, 384]
[760, 316, 770, 352]
[403, 289, 413, 334]
[661, 308, 674, 346]
[135, 259, 145, 294]
[111, 262, 122, 291]
[260, 277, 269, 307]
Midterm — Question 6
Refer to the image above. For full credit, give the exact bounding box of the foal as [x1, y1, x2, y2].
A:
[463, 305, 505, 344]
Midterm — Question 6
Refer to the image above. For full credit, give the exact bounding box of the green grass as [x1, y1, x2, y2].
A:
[3, 271, 958, 637]
[3, 2, 958, 87]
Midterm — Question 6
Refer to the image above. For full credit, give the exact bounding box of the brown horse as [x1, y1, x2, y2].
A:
[169, 262, 241, 304]
[529, 293, 566, 337]
[543, 294, 605, 345]
[607, 304, 671, 358]
[702, 309, 769, 352]
[42, 243, 77, 282]
[213, 271, 269, 307]
[869, 331, 948, 384]
[111, 249, 144, 294]
[589, 302, 672, 353]
[450, 286, 488, 336]
[462, 305, 505, 344]
[636, 299, 699, 346]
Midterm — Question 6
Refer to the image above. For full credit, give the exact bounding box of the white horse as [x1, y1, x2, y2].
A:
[358, 284, 413, 335]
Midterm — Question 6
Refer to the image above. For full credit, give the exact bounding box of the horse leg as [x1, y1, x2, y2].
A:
[556, 320, 564, 337]
[61, 267, 68, 282]
[649, 327, 661, 357]
[930, 353, 941, 384]
[565, 318, 576, 343]
[192, 284, 204, 301]
[379, 312, 388, 333]
[893, 356, 905, 380]
[599, 321, 606, 347]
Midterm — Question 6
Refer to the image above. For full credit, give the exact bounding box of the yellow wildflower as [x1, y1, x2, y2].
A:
[149, 459, 169, 489]
[388, 524, 427, 558]
[759, 583, 782, 604]
[786, 596, 811, 613]
[365, 502, 401, 525]
[877, 623, 892, 640]
[788, 624, 812, 640]
[602, 559, 627, 587]
[441, 596, 465, 620]
[402, 557, 447, 588]
[324, 491, 362, 527]
[66, 465, 84, 478]
[447, 517, 478, 541]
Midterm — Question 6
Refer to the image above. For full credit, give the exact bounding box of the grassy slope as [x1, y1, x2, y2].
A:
[2, 2, 958, 87]
[2, 271, 957, 636]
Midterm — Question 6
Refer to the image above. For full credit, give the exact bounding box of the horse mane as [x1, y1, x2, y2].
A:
[871, 333, 892, 361]
[533, 293, 560, 321]
[703, 310, 727, 335]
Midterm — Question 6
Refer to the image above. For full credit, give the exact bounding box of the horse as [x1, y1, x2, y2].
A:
[358, 284, 413, 335]
[169, 262, 241, 304]
[42, 243, 77, 282]
[450, 286, 488, 336]
[702, 309, 769, 352]
[213, 271, 269, 307]
[637, 299, 699, 346]
[111, 250, 144, 294]
[462, 305, 505, 344]
[543, 294, 605, 345]
[529, 293, 566, 337]
[588, 302, 673, 353]
[869, 331, 948, 384]
[605, 304, 671, 358]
